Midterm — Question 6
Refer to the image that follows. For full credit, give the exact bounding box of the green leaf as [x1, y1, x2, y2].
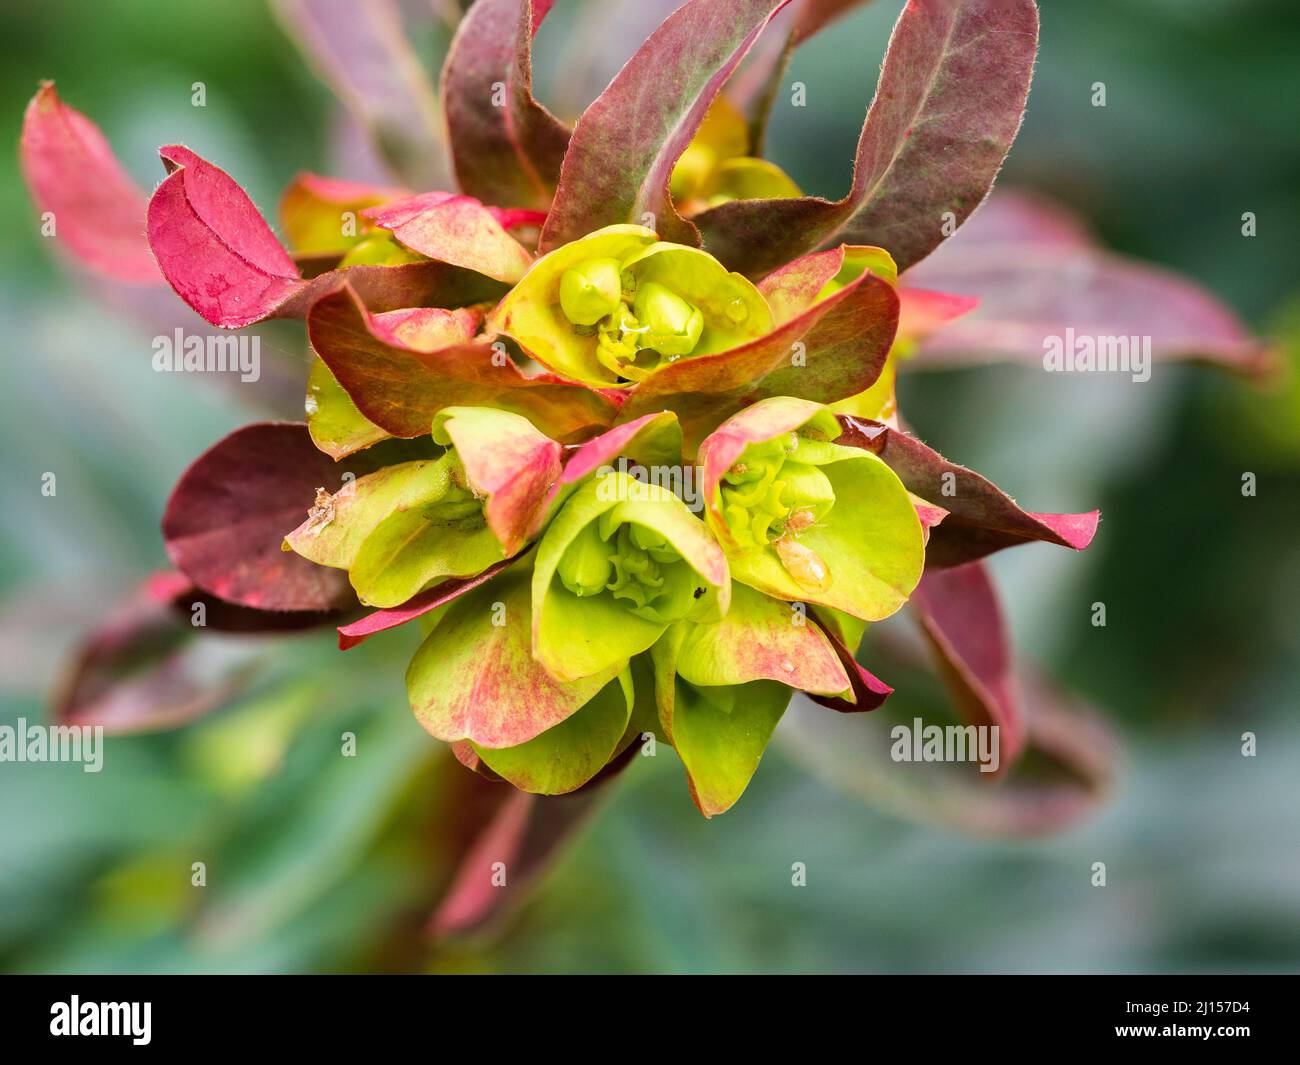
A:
[653, 627, 791, 818]
[407, 567, 619, 748]
[472, 671, 634, 794]
[283, 458, 444, 572]
[698, 398, 924, 620]
[532, 471, 729, 682]
[672, 583, 849, 694]
[305, 356, 391, 460]
[349, 458, 506, 608]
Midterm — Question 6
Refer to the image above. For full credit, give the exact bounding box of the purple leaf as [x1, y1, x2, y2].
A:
[807, 613, 894, 713]
[162, 422, 370, 613]
[441, 0, 569, 210]
[271, 0, 449, 188]
[54, 572, 267, 733]
[836, 415, 1099, 567]
[540, 0, 789, 252]
[908, 561, 1024, 764]
[696, 0, 1040, 277]
[906, 190, 1277, 375]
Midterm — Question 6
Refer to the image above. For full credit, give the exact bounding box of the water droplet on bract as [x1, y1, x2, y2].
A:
[725, 297, 748, 323]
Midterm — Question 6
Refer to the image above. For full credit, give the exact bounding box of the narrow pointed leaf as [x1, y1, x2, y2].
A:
[272, 0, 449, 188]
[430, 779, 608, 939]
[540, 0, 789, 252]
[696, 0, 1040, 277]
[54, 573, 268, 734]
[337, 559, 515, 650]
[907, 189, 1276, 375]
[836, 415, 1099, 567]
[909, 560, 1025, 765]
[441, 0, 569, 210]
[806, 610, 894, 713]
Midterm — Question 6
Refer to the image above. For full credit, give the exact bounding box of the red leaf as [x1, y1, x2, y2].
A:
[337, 559, 516, 650]
[54, 572, 270, 733]
[836, 415, 1099, 567]
[307, 282, 621, 442]
[909, 561, 1025, 765]
[697, 0, 1040, 277]
[807, 614, 894, 713]
[620, 258, 898, 454]
[429, 750, 634, 939]
[162, 422, 365, 612]
[20, 83, 161, 285]
[540, 0, 789, 251]
[442, 0, 569, 210]
[363, 191, 534, 283]
[148, 145, 306, 329]
[907, 189, 1277, 375]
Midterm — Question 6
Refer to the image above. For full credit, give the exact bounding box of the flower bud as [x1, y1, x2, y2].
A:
[557, 521, 614, 596]
[633, 281, 703, 356]
[338, 234, 424, 267]
[778, 461, 836, 521]
[559, 257, 623, 326]
[628, 522, 680, 563]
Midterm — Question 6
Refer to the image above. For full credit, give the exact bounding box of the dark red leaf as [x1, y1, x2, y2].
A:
[162, 422, 365, 612]
[836, 415, 1099, 567]
[696, 0, 1040, 277]
[909, 561, 1024, 765]
[540, 0, 788, 251]
[441, 0, 569, 210]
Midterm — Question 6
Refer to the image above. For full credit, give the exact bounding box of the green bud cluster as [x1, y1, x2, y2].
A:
[424, 451, 487, 529]
[556, 515, 703, 624]
[721, 434, 836, 552]
[557, 257, 706, 381]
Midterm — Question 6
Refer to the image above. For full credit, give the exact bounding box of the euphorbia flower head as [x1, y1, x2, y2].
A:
[699, 397, 924, 620]
[490, 224, 772, 385]
[35, 0, 1274, 826]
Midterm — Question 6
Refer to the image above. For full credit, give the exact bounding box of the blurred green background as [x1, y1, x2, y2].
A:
[1, 0, 1297, 973]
